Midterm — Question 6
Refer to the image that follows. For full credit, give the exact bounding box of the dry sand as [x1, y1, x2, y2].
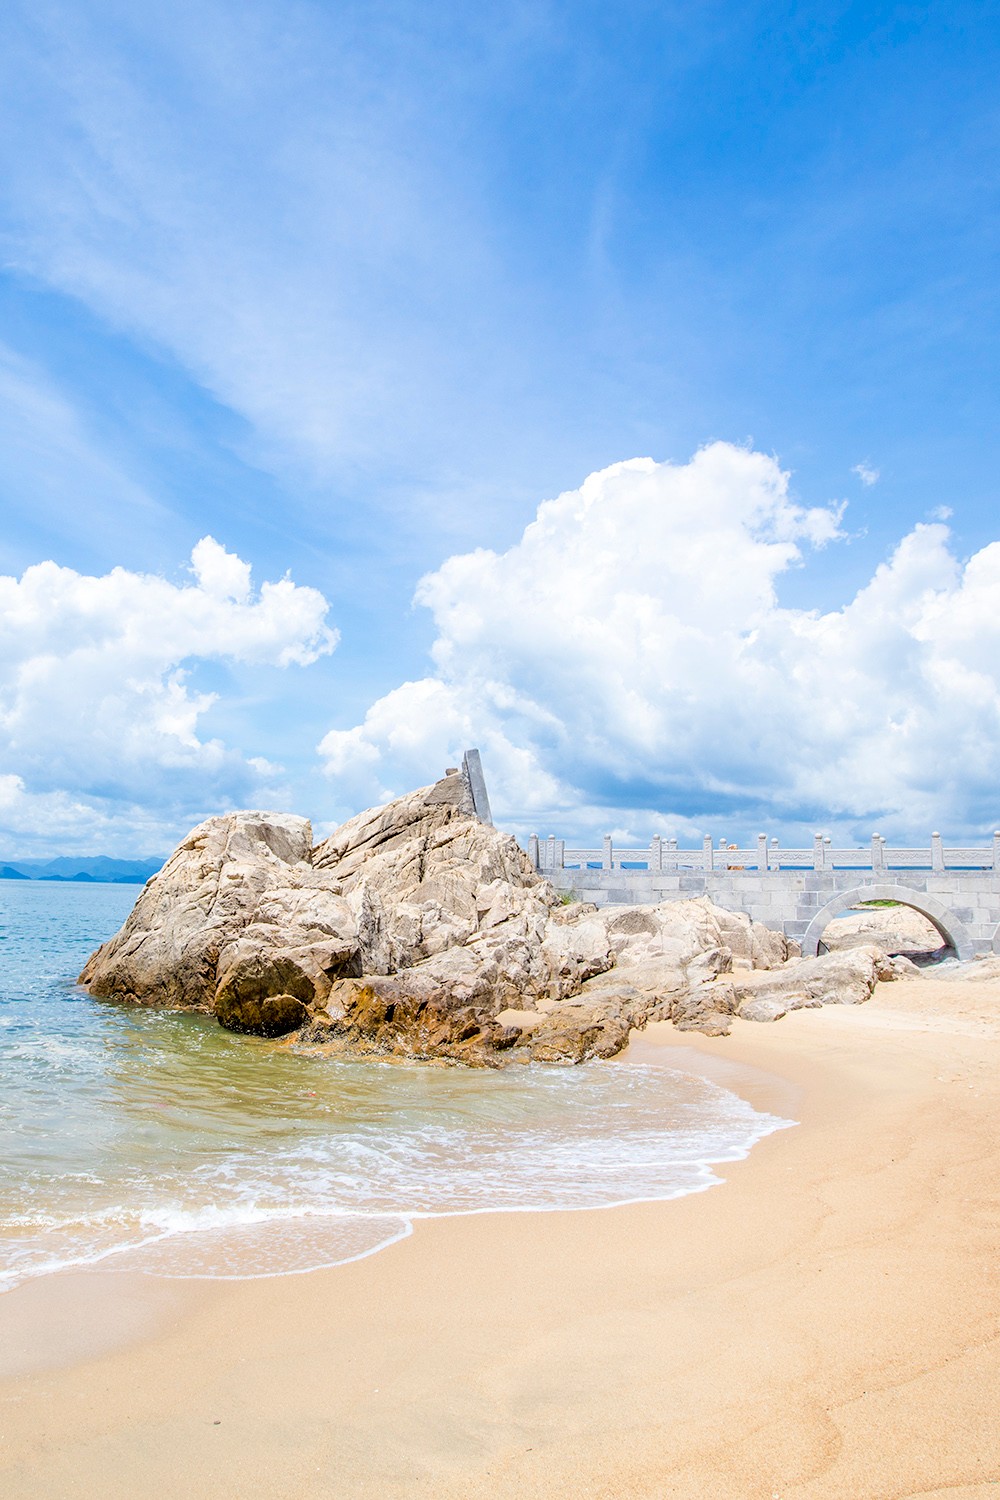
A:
[1, 976, 999, 1499]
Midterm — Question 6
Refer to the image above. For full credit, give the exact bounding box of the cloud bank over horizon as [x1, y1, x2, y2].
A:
[3, 443, 1000, 857]
[320, 443, 1000, 845]
[0, 537, 336, 854]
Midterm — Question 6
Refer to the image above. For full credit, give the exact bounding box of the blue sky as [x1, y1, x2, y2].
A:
[1, 0, 1000, 855]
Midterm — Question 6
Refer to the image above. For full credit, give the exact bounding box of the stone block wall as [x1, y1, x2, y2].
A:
[539, 864, 1000, 960]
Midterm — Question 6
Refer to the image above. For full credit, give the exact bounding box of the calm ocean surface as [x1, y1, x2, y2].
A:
[0, 880, 793, 1290]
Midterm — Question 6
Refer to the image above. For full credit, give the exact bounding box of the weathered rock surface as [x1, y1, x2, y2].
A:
[80, 772, 886, 1062]
[79, 810, 356, 1017]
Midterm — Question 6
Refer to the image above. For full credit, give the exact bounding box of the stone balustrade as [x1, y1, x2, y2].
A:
[527, 831, 1000, 875]
[523, 829, 1000, 960]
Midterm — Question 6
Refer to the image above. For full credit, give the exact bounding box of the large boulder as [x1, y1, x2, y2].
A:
[79, 772, 877, 1061]
[78, 810, 340, 1011]
[80, 773, 555, 1050]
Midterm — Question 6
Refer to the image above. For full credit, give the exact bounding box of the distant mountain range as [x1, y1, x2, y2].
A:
[0, 855, 164, 884]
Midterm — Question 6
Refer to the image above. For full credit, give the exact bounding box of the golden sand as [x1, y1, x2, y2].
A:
[1, 976, 998, 1498]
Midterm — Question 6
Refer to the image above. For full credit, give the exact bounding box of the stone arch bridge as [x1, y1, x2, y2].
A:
[526, 830, 1000, 960]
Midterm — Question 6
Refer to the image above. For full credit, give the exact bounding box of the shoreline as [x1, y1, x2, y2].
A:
[0, 1038, 793, 1381]
[1, 980, 999, 1497]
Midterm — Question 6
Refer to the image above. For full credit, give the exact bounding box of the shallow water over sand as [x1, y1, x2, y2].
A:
[0, 881, 793, 1288]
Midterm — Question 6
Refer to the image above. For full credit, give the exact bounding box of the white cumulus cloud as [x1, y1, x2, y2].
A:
[0, 538, 337, 852]
[318, 442, 1000, 842]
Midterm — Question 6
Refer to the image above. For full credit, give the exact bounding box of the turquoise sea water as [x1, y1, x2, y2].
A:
[0, 881, 793, 1290]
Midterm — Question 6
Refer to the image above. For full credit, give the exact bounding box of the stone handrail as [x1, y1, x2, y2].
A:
[527, 831, 1000, 875]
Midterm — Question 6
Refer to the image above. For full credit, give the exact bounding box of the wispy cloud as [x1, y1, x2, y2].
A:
[852, 460, 880, 487]
[0, 342, 167, 569]
[0, 4, 549, 512]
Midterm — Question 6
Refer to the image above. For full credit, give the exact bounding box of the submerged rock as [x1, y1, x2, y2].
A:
[79, 772, 881, 1061]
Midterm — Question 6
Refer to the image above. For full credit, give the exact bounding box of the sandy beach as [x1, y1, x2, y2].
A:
[1, 975, 999, 1499]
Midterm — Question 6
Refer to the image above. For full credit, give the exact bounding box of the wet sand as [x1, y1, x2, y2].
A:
[1, 976, 999, 1499]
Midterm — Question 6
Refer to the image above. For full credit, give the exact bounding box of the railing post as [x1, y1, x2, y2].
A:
[602, 835, 613, 871]
[702, 834, 714, 872]
[528, 834, 540, 870]
[813, 832, 824, 871]
[666, 838, 678, 871]
[757, 833, 768, 872]
[871, 834, 884, 874]
[546, 834, 558, 871]
[651, 835, 662, 872]
[993, 832, 1000, 872]
[931, 832, 944, 873]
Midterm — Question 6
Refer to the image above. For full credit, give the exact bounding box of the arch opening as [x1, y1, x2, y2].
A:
[818, 902, 948, 965]
[801, 884, 973, 963]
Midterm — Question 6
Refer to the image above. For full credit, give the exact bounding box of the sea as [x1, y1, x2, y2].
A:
[0, 880, 795, 1292]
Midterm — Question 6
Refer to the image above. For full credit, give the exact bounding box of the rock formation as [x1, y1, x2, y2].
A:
[80, 770, 895, 1063]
